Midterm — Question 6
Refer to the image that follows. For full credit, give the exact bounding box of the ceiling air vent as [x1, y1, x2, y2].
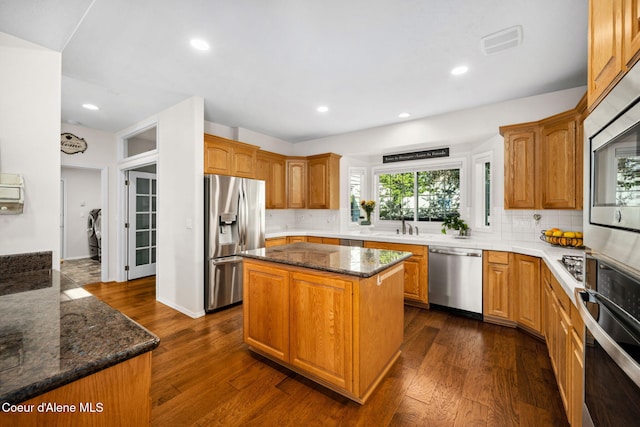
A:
[480, 25, 523, 55]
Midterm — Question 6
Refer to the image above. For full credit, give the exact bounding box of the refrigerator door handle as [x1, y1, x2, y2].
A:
[210, 256, 243, 265]
[238, 182, 248, 251]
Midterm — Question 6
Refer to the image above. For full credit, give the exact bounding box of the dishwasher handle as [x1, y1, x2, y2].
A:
[429, 248, 482, 257]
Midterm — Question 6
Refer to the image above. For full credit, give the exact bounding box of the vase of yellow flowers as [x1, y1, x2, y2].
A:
[360, 200, 375, 225]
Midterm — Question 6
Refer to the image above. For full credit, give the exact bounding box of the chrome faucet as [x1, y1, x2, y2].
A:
[407, 223, 413, 235]
[415, 226, 419, 236]
[401, 218, 406, 234]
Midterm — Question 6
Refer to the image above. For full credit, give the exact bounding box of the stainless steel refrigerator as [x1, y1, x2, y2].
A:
[205, 174, 265, 312]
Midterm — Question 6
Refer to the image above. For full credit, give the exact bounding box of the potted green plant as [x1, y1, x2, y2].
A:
[441, 212, 470, 237]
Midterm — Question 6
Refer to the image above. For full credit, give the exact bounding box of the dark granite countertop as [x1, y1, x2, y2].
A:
[240, 242, 412, 278]
[0, 269, 159, 404]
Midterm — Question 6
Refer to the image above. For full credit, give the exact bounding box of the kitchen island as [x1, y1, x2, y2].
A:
[240, 242, 411, 403]
[0, 252, 159, 426]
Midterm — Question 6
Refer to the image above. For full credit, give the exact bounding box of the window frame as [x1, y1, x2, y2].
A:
[348, 167, 368, 227]
[372, 157, 467, 227]
[472, 151, 493, 231]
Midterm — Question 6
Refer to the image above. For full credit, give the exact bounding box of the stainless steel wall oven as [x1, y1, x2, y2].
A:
[582, 59, 640, 427]
[577, 253, 640, 426]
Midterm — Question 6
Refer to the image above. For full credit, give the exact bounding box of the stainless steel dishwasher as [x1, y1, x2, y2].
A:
[428, 246, 483, 319]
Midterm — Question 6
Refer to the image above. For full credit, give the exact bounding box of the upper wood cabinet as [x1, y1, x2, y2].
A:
[540, 112, 579, 209]
[256, 150, 286, 209]
[589, 0, 624, 108]
[500, 98, 585, 210]
[307, 153, 341, 209]
[204, 133, 258, 178]
[588, 0, 640, 109]
[503, 126, 538, 209]
[286, 158, 307, 209]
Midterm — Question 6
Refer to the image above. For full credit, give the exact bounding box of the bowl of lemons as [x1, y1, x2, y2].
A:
[540, 228, 584, 248]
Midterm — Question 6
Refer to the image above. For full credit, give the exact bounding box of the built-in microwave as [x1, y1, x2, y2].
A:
[590, 98, 640, 233]
[584, 60, 640, 275]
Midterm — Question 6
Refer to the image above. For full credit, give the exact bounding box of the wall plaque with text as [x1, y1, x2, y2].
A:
[383, 148, 449, 163]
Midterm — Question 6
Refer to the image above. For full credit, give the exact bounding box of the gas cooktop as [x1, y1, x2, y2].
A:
[558, 255, 583, 282]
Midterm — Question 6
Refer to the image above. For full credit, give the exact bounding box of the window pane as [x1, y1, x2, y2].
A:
[137, 195, 150, 212]
[484, 162, 491, 226]
[378, 172, 414, 220]
[136, 248, 149, 266]
[136, 230, 150, 247]
[416, 169, 460, 222]
[350, 173, 362, 222]
[137, 178, 150, 195]
[136, 213, 150, 230]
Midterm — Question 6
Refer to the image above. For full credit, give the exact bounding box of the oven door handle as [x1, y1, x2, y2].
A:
[575, 289, 640, 389]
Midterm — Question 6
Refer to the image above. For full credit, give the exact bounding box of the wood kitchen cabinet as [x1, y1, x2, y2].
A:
[588, 0, 640, 109]
[286, 158, 307, 208]
[290, 270, 353, 390]
[482, 251, 514, 325]
[307, 153, 341, 209]
[265, 237, 288, 247]
[589, 0, 624, 108]
[500, 97, 585, 210]
[363, 241, 428, 305]
[503, 126, 538, 209]
[242, 258, 404, 403]
[204, 133, 258, 178]
[256, 150, 287, 209]
[307, 236, 340, 245]
[243, 261, 290, 361]
[513, 254, 542, 335]
[287, 236, 307, 244]
[542, 267, 585, 426]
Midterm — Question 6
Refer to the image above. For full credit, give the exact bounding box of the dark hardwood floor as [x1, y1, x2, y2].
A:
[84, 278, 569, 427]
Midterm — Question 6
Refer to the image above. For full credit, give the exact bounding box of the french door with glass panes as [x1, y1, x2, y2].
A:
[127, 171, 156, 280]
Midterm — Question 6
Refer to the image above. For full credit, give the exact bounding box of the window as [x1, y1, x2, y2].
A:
[349, 168, 366, 223]
[472, 152, 492, 229]
[376, 166, 461, 222]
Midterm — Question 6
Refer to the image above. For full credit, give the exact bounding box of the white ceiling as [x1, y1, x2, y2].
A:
[0, 0, 588, 143]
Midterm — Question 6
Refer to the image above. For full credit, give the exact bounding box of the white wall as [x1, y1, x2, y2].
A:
[61, 167, 101, 259]
[0, 33, 61, 264]
[204, 121, 294, 155]
[117, 97, 205, 318]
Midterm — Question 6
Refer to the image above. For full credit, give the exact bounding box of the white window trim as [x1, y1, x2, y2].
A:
[472, 151, 493, 231]
[348, 167, 367, 228]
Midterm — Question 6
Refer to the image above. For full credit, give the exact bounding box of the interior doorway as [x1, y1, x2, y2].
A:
[60, 166, 106, 285]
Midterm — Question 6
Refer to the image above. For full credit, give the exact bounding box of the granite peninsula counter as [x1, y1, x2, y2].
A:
[0, 252, 159, 426]
[240, 242, 412, 403]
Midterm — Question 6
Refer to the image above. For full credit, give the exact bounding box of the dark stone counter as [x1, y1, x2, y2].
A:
[0, 253, 159, 404]
[240, 242, 412, 278]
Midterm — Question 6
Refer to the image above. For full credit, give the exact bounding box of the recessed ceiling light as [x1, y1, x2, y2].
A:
[398, 112, 411, 119]
[317, 106, 329, 113]
[190, 39, 210, 51]
[82, 103, 99, 110]
[451, 65, 469, 76]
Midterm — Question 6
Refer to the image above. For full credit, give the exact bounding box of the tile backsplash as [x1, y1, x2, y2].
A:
[487, 207, 583, 243]
[265, 207, 584, 244]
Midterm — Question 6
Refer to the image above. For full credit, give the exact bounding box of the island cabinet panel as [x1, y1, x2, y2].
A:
[3, 352, 152, 427]
[243, 262, 290, 362]
[513, 254, 542, 335]
[363, 241, 428, 305]
[482, 251, 514, 325]
[241, 257, 405, 403]
[290, 272, 353, 390]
